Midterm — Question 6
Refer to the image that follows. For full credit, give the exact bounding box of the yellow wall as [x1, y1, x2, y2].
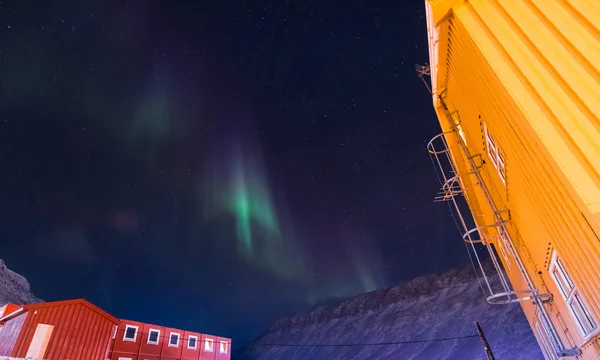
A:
[426, 0, 600, 358]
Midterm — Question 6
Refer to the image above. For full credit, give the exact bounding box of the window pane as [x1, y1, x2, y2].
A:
[205, 339, 213, 351]
[569, 292, 597, 335]
[125, 327, 136, 339]
[557, 259, 574, 290]
[497, 154, 506, 181]
[149, 331, 158, 343]
[189, 337, 196, 348]
[170, 334, 178, 345]
[552, 267, 571, 299]
[486, 136, 498, 168]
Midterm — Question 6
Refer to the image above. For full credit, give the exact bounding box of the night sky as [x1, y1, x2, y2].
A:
[1, 0, 469, 351]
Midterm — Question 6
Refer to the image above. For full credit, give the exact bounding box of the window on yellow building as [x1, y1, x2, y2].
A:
[549, 251, 598, 337]
[484, 125, 506, 184]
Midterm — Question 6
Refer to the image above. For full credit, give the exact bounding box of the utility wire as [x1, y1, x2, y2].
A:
[254, 334, 479, 347]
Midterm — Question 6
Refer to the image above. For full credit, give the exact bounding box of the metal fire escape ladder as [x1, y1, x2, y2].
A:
[426, 91, 581, 358]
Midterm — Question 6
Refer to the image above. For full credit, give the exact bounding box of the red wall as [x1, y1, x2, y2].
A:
[138, 323, 166, 358]
[112, 321, 225, 360]
[160, 326, 183, 359]
[112, 319, 145, 359]
[216, 337, 231, 360]
[180, 331, 201, 360]
[199, 334, 218, 360]
[0, 312, 27, 356]
[11, 300, 118, 360]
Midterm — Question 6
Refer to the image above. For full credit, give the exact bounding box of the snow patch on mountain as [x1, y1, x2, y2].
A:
[241, 260, 544, 360]
[0, 259, 41, 306]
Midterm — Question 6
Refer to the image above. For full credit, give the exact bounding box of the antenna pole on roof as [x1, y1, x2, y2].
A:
[475, 321, 496, 360]
[415, 64, 432, 94]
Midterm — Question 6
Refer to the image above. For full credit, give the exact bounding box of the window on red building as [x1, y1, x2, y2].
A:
[123, 325, 138, 342]
[220, 341, 228, 354]
[147, 329, 160, 345]
[169, 332, 180, 347]
[204, 338, 214, 352]
[188, 335, 198, 349]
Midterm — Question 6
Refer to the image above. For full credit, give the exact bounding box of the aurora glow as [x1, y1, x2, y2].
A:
[200, 131, 308, 280]
[227, 149, 280, 252]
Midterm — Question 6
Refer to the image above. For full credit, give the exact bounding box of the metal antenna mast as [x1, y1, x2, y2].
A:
[415, 64, 432, 94]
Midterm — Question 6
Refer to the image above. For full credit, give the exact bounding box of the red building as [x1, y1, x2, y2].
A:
[0, 299, 118, 359]
[0, 299, 231, 360]
[110, 319, 231, 360]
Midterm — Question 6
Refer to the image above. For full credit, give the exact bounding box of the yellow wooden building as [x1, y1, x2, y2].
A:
[424, 0, 600, 358]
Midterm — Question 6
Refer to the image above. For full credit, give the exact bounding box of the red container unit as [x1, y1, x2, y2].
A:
[216, 337, 232, 360]
[0, 299, 119, 360]
[138, 322, 167, 360]
[180, 330, 202, 360]
[199, 334, 216, 360]
[111, 320, 231, 360]
[160, 326, 184, 359]
[199, 334, 231, 360]
[111, 319, 146, 360]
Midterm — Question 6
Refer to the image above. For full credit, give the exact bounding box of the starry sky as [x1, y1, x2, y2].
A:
[0, 0, 469, 352]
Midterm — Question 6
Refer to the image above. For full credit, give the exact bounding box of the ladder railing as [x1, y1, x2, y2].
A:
[426, 93, 581, 357]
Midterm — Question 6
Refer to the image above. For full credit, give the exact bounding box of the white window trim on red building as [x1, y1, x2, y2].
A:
[168, 332, 180, 347]
[220, 340, 228, 354]
[205, 338, 214, 352]
[123, 325, 138, 342]
[147, 328, 161, 345]
[188, 335, 198, 349]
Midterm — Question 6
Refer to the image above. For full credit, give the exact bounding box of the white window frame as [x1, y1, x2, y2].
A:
[204, 338, 214, 352]
[123, 325, 138, 342]
[220, 340, 228, 354]
[549, 251, 598, 338]
[187, 335, 198, 350]
[168, 332, 180, 348]
[113, 325, 118, 339]
[147, 328, 161, 345]
[118, 358, 133, 360]
[484, 124, 506, 184]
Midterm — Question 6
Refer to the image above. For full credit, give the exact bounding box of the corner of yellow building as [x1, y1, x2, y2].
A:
[425, 0, 600, 358]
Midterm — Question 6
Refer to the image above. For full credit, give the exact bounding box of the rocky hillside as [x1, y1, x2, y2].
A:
[241, 260, 544, 360]
[0, 259, 41, 306]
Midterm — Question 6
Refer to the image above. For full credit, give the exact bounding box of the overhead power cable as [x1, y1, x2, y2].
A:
[254, 334, 479, 347]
